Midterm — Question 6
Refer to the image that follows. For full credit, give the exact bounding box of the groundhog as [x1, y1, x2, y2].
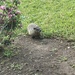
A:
[27, 23, 41, 39]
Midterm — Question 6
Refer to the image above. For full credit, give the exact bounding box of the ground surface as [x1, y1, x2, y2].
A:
[0, 36, 75, 75]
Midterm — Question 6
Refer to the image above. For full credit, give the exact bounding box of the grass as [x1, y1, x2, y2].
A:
[60, 56, 68, 62]
[17, 0, 75, 40]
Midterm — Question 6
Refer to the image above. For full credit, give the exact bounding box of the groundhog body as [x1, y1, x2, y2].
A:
[27, 23, 41, 38]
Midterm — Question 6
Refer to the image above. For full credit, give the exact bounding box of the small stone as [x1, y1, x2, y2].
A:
[67, 46, 70, 49]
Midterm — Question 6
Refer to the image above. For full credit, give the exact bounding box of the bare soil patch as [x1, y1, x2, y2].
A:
[0, 36, 75, 75]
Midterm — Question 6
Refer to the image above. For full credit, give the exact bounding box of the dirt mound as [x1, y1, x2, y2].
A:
[0, 36, 75, 75]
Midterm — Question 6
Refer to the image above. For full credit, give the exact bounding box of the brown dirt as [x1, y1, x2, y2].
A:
[0, 35, 75, 75]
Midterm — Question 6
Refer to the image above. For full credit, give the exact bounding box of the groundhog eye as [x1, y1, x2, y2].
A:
[34, 28, 38, 30]
[34, 28, 36, 30]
